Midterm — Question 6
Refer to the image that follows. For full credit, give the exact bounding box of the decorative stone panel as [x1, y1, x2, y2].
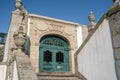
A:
[16, 53, 38, 80]
[29, 14, 78, 75]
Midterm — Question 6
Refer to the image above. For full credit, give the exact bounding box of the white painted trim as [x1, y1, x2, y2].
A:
[77, 26, 83, 48]
[0, 65, 7, 80]
[2, 28, 10, 62]
[27, 17, 30, 37]
[13, 61, 18, 80]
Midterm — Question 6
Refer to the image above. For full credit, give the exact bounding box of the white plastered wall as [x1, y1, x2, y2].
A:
[77, 25, 83, 48]
[77, 19, 117, 80]
[0, 65, 7, 80]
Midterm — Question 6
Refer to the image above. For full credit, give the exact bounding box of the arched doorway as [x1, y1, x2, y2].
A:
[39, 35, 70, 72]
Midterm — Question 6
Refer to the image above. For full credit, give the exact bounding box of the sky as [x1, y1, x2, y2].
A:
[0, 0, 113, 33]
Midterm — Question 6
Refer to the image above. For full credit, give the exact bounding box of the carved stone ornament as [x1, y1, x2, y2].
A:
[13, 25, 26, 50]
[35, 22, 48, 31]
[46, 23, 64, 31]
[64, 27, 75, 35]
[88, 11, 95, 22]
[88, 11, 96, 32]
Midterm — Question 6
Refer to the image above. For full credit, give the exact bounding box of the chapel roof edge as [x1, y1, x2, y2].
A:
[29, 14, 82, 26]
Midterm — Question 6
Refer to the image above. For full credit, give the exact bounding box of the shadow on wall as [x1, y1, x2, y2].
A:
[25, 35, 30, 56]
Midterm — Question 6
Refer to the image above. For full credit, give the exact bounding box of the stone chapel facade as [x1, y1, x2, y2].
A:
[0, 0, 120, 80]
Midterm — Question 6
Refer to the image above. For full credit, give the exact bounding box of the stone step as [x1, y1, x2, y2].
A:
[37, 74, 84, 80]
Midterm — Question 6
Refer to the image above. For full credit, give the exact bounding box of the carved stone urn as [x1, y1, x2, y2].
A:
[14, 34, 26, 49]
[13, 25, 26, 50]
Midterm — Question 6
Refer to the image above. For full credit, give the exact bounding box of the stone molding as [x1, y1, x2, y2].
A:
[29, 14, 79, 26]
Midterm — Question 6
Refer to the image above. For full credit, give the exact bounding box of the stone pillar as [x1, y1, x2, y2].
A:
[15, 51, 38, 80]
[13, 24, 38, 80]
[108, 2, 120, 80]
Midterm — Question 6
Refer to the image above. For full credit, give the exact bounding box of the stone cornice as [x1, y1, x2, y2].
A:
[29, 14, 79, 26]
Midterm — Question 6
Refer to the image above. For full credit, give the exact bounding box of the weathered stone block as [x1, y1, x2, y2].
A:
[116, 60, 120, 80]
[16, 53, 38, 80]
[113, 34, 120, 48]
[115, 48, 120, 60]
[108, 6, 120, 80]
[38, 75, 84, 80]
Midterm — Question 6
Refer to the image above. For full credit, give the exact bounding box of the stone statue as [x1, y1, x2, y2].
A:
[15, 0, 28, 34]
[15, 0, 22, 11]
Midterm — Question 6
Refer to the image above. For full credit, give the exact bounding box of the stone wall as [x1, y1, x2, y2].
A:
[15, 52, 38, 80]
[108, 5, 120, 80]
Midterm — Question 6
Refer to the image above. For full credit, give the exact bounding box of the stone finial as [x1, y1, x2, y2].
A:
[15, 0, 27, 13]
[110, 0, 120, 9]
[88, 11, 96, 32]
[113, 0, 120, 3]
[88, 11, 95, 22]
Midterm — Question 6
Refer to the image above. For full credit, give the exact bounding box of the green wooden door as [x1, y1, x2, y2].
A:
[39, 36, 70, 72]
